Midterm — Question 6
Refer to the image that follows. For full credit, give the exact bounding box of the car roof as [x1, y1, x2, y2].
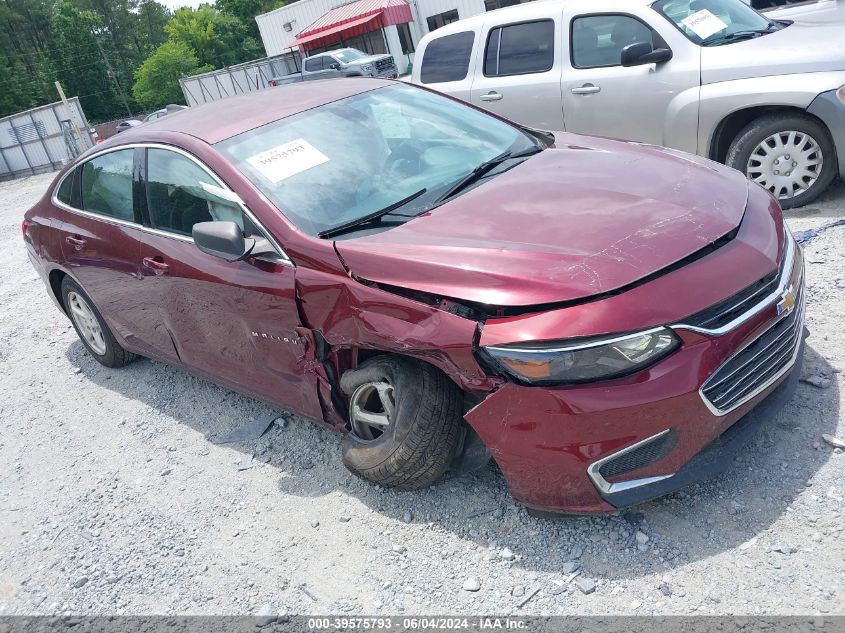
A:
[113, 78, 391, 145]
[431, 0, 654, 30]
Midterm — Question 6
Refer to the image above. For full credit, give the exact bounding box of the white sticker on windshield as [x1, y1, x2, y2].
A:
[246, 138, 329, 183]
[681, 9, 728, 39]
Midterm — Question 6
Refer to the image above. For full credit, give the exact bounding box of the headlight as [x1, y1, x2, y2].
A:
[481, 327, 680, 385]
[837, 85, 845, 105]
[362, 64, 374, 72]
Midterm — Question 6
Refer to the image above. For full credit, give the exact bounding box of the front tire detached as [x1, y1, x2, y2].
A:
[726, 112, 837, 209]
[340, 356, 464, 491]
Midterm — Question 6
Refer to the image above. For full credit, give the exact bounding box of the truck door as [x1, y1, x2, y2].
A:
[560, 7, 701, 153]
[469, 15, 566, 131]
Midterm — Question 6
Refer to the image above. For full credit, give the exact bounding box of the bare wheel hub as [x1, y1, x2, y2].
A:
[349, 381, 395, 441]
[67, 291, 107, 356]
[747, 130, 823, 201]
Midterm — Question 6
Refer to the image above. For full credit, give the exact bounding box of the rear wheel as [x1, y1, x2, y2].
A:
[340, 356, 464, 491]
[726, 113, 837, 209]
[61, 277, 136, 368]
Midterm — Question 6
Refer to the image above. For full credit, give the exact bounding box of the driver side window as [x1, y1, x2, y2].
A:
[145, 148, 244, 237]
[571, 14, 657, 69]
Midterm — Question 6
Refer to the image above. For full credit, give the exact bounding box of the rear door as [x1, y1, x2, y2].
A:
[132, 146, 323, 421]
[469, 16, 566, 130]
[560, 7, 701, 151]
[51, 147, 155, 354]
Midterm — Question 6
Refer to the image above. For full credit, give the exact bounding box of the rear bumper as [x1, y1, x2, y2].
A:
[807, 88, 845, 177]
[465, 236, 805, 514]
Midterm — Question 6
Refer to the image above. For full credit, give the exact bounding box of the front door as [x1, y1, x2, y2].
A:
[469, 18, 566, 131]
[133, 146, 323, 421]
[560, 9, 701, 152]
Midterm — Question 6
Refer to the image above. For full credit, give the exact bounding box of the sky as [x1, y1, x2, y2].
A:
[160, 0, 205, 9]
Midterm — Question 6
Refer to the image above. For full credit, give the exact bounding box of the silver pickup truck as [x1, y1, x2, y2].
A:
[411, 0, 845, 207]
[270, 48, 398, 86]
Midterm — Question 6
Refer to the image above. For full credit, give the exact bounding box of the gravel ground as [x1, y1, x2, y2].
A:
[0, 173, 843, 617]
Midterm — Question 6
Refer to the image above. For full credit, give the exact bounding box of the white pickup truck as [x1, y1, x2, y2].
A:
[411, 0, 845, 207]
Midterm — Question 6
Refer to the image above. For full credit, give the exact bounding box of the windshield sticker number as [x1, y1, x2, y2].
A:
[246, 139, 329, 183]
[681, 9, 728, 39]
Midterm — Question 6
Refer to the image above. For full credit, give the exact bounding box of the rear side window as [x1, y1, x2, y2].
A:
[80, 150, 135, 221]
[56, 170, 75, 204]
[304, 56, 323, 72]
[145, 148, 244, 237]
[571, 14, 655, 69]
[420, 31, 475, 83]
[484, 20, 555, 76]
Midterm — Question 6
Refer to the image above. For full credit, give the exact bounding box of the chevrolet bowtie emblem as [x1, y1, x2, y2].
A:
[777, 285, 796, 317]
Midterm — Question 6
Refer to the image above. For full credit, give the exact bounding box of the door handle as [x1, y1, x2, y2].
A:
[479, 91, 503, 102]
[65, 236, 86, 250]
[571, 84, 601, 95]
[142, 256, 169, 275]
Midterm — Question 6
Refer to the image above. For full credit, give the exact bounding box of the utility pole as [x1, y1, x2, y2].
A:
[55, 81, 85, 149]
[90, 27, 133, 117]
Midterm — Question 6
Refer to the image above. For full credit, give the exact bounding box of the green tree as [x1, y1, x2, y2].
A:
[132, 40, 211, 108]
[215, 0, 285, 41]
[165, 5, 262, 68]
[49, 1, 129, 121]
[0, 56, 37, 117]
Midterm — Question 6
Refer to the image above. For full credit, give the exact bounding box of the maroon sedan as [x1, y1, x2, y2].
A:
[23, 79, 805, 513]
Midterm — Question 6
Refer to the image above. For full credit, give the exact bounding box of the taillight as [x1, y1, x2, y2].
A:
[21, 219, 29, 240]
[269, 79, 277, 87]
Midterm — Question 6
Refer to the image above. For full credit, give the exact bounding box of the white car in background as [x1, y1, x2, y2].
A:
[411, 0, 845, 208]
[749, 0, 844, 22]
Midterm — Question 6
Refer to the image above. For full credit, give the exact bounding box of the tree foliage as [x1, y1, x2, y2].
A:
[165, 5, 262, 69]
[132, 40, 212, 109]
[0, 0, 273, 121]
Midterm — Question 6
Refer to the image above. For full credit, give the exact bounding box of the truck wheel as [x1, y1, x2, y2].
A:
[726, 113, 837, 209]
[61, 277, 136, 368]
[340, 356, 463, 491]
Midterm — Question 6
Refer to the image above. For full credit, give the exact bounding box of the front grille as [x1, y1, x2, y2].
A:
[702, 285, 803, 414]
[685, 255, 784, 331]
[375, 57, 395, 73]
[598, 430, 677, 480]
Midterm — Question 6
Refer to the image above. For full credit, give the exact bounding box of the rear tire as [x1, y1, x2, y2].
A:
[340, 356, 463, 491]
[61, 277, 136, 369]
[726, 113, 837, 209]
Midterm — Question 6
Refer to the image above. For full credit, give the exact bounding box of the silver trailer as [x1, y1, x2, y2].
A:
[0, 97, 94, 181]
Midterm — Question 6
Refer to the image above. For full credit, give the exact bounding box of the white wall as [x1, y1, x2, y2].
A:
[256, 0, 488, 59]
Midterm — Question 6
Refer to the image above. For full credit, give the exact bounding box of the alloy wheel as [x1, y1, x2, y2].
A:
[349, 381, 395, 441]
[67, 291, 107, 356]
[746, 130, 823, 201]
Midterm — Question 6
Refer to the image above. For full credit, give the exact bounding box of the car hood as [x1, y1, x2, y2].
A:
[334, 134, 750, 308]
[701, 21, 845, 84]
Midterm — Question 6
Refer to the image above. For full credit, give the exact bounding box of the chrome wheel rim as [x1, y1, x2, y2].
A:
[747, 130, 823, 201]
[67, 291, 107, 356]
[349, 382, 395, 441]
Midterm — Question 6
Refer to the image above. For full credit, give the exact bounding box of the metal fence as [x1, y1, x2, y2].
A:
[179, 52, 303, 106]
[0, 97, 95, 181]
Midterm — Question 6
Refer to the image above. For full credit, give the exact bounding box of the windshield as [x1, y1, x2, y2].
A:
[653, 0, 774, 44]
[216, 83, 535, 237]
[333, 49, 367, 63]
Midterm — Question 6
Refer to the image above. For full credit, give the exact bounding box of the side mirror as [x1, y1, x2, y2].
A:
[621, 42, 673, 67]
[193, 221, 251, 262]
[193, 221, 279, 262]
[329, 62, 340, 70]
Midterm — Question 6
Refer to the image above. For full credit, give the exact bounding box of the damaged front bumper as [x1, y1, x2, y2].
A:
[465, 235, 806, 514]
